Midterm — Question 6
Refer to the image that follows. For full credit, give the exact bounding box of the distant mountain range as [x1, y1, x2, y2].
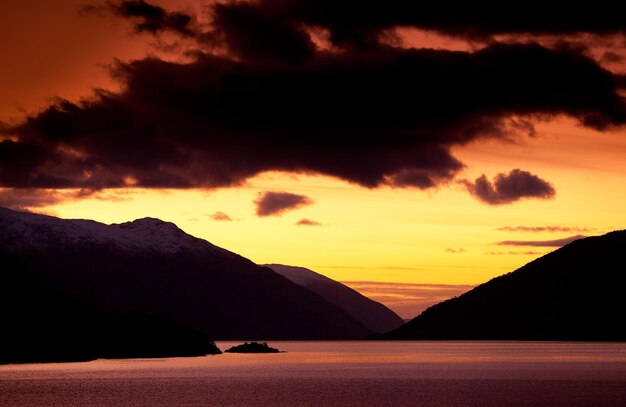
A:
[265, 264, 403, 333]
[0, 207, 371, 348]
[383, 231, 626, 341]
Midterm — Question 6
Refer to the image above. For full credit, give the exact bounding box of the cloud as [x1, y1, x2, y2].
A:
[497, 234, 587, 247]
[342, 281, 474, 319]
[1, 1, 626, 209]
[463, 169, 556, 205]
[204, 2, 315, 64]
[487, 251, 543, 255]
[602, 51, 623, 63]
[0, 188, 130, 211]
[3, 45, 623, 194]
[104, 0, 196, 37]
[104, 1, 626, 50]
[0, 188, 66, 210]
[254, 191, 313, 217]
[229, 1, 626, 49]
[445, 248, 465, 254]
[497, 225, 594, 233]
[208, 211, 233, 221]
[295, 218, 322, 226]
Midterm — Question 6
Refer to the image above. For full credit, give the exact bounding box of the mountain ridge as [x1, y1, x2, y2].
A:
[0, 207, 371, 340]
[1, 208, 230, 256]
[264, 264, 404, 333]
[382, 230, 626, 340]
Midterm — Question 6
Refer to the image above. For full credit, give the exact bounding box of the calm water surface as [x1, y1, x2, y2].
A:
[1, 341, 626, 406]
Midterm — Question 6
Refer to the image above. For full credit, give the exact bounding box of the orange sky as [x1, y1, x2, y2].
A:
[2, 1, 626, 318]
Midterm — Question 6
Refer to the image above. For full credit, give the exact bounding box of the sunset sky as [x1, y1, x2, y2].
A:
[2, 1, 626, 318]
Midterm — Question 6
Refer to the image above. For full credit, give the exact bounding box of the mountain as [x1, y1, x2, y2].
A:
[265, 264, 404, 333]
[0, 259, 219, 364]
[383, 231, 626, 340]
[0, 207, 370, 340]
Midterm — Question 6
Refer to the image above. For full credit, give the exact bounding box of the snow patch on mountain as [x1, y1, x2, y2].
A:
[0, 207, 229, 256]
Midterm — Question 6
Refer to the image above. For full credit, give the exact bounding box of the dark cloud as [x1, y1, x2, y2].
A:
[104, 1, 626, 50]
[254, 191, 313, 217]
[497, 235, 587, 247]
[497, 225, 594, 233]
[204, 2, 315, 64]
[106, 0, 196, 37]
[445, 248, 465, 254]
[602, 51, 623, 63]
[2, 44, 623, 194]
[0, 189, 65, 210]
[208, 211, 233, 221]
[463, 169, 556, 205]
[296, 218, 322, 226]
[0, 188, 121, 211]
[240, 1, 626, 49]
[1, 1, 626, 208]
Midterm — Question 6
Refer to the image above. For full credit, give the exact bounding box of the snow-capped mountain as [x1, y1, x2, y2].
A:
[1, 207, 227, 255]
[1, 207, 370, 340]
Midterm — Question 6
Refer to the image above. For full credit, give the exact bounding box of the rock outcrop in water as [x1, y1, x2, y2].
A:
[224, 342, 281, 353]
[383, 231, 626, 340]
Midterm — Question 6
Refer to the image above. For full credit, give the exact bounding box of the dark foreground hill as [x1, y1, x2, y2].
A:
[0, 207, 370, 342]
[383, 231, 626, 340]
[265, 264, 404, 333]
[0, 260, 219, 364]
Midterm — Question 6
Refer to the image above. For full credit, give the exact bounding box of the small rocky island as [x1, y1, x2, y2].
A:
[224, 342, 282, 353]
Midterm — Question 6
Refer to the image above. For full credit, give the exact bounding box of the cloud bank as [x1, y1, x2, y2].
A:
[2, 1, 625, 208]
[217, 1, 626, 49]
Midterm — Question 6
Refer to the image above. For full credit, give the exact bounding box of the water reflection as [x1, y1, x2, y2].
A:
[1, 342, 626, 406]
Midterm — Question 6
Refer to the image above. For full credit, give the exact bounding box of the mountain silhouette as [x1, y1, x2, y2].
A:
[0, 207, 370, 341]
[265, 264, 404, 333]
[383, 231, 626, 340]
[0, 259, 219, 364]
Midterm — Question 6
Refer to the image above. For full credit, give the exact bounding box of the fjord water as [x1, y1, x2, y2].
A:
[1, 341, 626, 406]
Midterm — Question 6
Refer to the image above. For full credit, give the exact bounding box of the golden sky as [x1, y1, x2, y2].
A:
[2, 1, 626, 318]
